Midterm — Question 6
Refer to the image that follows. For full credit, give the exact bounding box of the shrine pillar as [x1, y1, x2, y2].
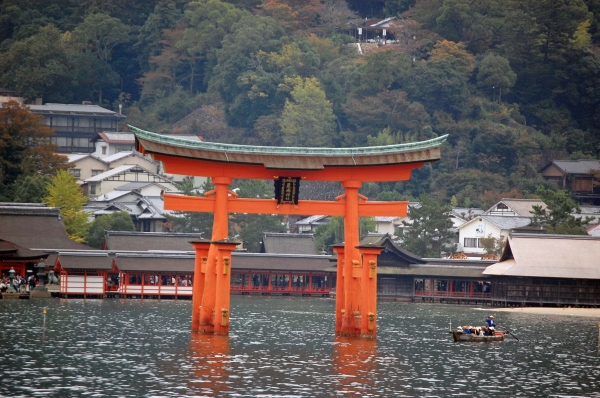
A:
[357, 244, 383, 338]
[199, 177, 232, 333]
[331, 244, 345, 334]
[340, 180, 362, 336]
[190, 240, 211, 332]
[212, 239, 239, 335]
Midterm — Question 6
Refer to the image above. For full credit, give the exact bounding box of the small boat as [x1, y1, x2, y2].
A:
[450, 329, 505, 342]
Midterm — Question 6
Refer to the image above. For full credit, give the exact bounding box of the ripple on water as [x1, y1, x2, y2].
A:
[1, 298, 600, 396]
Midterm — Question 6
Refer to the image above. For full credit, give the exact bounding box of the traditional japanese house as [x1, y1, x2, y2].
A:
[55, 251, 114, 298]
[0, 239, 50, 277]
[0, 203, 93, 278]
[115, 252, 194, 299]
[484, 233, 600, 306]
[231, 252, 333, 296]
[337, 234, 495, 303]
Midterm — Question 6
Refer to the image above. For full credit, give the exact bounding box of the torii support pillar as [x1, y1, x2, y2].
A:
[190, 240, 211, 332]
[356, 244, 384, 338]
[331, 244, 345, 335]
[212, 239, 239, 335]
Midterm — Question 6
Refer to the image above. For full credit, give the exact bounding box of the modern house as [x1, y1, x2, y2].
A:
[540, 160, 600, 204]
[28, 102, 126, 153]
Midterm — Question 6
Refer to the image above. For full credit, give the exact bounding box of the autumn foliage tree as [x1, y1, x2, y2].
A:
[0, 100, 68, 201]
[43, 170, 90, 243]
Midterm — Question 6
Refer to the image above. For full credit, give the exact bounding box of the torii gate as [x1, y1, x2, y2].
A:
[131, 126, 447, 338]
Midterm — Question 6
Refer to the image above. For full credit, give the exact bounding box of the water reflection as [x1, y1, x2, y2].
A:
[332, 337, 378, 395]
[187, 333, 230, 395]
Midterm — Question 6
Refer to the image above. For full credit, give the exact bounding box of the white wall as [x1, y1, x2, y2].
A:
[457, 220, 501, 254]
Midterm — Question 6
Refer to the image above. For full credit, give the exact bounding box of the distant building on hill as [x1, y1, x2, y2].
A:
[28, 102, 126, 153]
[540, 160, 600, 204]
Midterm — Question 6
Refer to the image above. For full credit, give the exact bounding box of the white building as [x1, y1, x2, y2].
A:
[82, 164, 178, 198]
[457, 215, 532, 255]
[484, 198, 546, 217]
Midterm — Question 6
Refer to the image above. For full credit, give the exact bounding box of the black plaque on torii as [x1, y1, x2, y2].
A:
[274, 177, 300, 206]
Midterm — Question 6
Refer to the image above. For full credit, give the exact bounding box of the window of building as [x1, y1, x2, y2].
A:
[90, 183, 96, 195]
[464, 238, 479, 248]
[69, 169, 81, 178]
[101, 146, 107, 155]
[91, 170, 104, 176]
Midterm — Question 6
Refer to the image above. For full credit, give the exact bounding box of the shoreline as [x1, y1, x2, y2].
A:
[488, 307, 600, 318]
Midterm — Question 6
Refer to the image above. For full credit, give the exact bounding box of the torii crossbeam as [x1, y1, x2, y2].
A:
[131, 125, 447, 338]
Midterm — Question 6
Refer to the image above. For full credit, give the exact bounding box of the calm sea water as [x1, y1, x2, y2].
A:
[1, 296, 599, 397]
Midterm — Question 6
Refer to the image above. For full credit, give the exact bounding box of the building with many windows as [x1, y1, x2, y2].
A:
[28, 102, 126, 153]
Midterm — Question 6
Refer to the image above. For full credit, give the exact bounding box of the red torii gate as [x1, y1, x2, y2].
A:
[132, 126, 446, 338]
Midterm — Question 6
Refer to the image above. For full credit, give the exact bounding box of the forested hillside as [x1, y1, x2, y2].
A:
[2, 0, 599, 207]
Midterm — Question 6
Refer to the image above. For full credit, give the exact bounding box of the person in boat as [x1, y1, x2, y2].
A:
[485, 315, 496, 335]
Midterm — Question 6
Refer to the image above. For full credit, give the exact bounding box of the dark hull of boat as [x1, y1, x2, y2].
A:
[450, 330, 505, 342]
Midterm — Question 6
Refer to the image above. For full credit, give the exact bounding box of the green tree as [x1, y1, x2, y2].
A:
[476, 54, 517, 102]
[0, 26, 88, 103]
[230, 178, 285, 252]
[73, 13, 130, 103]
[43, 170, 89, 243]
[313, 216, 377, 253]
[0, 101, 68, 201]
[12, 175, 50, 203]
[86, 211, 135, 249]
[401, 194, 455, 257]
[530, 186, 593, 234]
[165, 178, 214, 236]
[280, 76, 337, 147]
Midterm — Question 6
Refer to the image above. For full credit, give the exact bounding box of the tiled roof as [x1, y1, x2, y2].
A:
[111, 251, 332, 272]
[28, 103, 125, 117]
[295, 215, 329, 225]
[549, 160, 600, 175]
[84, 164, 166, 183]
[261, 233, 318, 254]
[95, 132, 135, 143]
[482, 215, 531, 230]
[501, 199, 546, 217]
[484, 233, 600, 278]
[57, 252, 113, 270]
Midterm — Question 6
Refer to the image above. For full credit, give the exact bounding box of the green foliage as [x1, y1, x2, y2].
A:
[280, 76, 337, 146]
[476, 54, 517, 101]
[530, 186, 594, 234]
[12, 175, 50, 203]
[86, 211, 135, 249]
[43, 170, 89, 243]
[313, 216, 376, 253]
[230, 213, 286, 252]
[401, 194, 455, 257]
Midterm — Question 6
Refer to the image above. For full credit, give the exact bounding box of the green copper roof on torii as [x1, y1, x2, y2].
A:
[130, 125, 447, 170]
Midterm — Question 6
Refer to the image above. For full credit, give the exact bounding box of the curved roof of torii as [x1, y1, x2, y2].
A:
[130, 125, 447, 170]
